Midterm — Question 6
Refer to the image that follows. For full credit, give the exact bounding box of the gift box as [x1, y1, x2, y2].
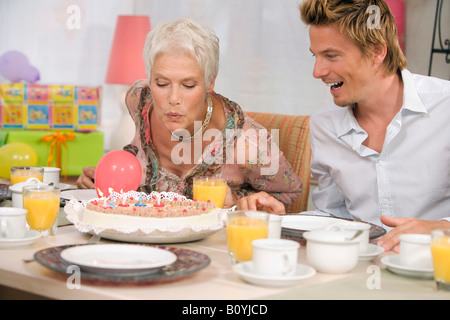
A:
[0, 83, 101, 131]
[0, 129, 104, 176]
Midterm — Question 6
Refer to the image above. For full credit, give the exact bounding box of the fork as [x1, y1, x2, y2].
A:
[87, 233, 101, 244]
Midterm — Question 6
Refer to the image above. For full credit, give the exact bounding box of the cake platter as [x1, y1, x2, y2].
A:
[64, 191, 229, 244]
[89, 228, 222, 244]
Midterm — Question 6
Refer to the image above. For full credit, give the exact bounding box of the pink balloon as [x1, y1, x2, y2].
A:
[94, 150, 142, 197]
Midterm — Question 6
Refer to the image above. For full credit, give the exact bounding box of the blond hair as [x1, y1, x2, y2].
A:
[299, 0, 407, 75]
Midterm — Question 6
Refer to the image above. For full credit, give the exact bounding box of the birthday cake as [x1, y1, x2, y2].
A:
[80, 191, 222, 233]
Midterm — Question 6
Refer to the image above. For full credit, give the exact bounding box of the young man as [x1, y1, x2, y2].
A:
[298, 0, 450, 252]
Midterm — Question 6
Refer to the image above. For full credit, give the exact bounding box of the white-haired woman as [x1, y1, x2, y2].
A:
[77, 18, 300, 213]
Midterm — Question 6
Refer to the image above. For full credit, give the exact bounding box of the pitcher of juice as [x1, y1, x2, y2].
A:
[23, 185, 60, 237]
[10, 166, 44, 185]
[226, 211, 269, 264]
[193, 177, 227, 208]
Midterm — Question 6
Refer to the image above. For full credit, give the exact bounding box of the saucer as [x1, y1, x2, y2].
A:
[0, 230, 41, 249]
[56, 183, 76, 191]
[358, 244, 385, 261]
[233, 262, 316, 287]
[381, 255, 434, 279]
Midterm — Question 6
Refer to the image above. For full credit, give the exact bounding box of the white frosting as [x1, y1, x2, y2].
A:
[82, 207, 221, 230]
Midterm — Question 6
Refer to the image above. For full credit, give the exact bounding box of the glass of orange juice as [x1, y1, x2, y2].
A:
[193, 177, 227, 208]
[10, 166, 44, 185]
[431, 229, 450, 291]
[22, 185, 60, 237]
[226, 211, 269, 264]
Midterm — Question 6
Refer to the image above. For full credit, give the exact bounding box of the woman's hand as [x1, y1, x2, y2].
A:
[76, 166, 96, 189]
[223, 185, 237, 209]
[236, 191, 286, 214]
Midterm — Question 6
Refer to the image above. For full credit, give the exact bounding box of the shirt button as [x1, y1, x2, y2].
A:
[352, 145, 357, 151]
[382, 199, 388, 204]
[378, 161, 384, 166]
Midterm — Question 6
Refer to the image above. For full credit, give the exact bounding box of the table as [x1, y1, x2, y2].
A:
[0, 222, 449, 301]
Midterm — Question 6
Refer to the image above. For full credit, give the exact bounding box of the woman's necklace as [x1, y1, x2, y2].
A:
[170, 95, 213, 142]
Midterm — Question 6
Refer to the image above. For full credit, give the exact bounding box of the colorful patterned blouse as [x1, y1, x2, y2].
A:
[123, 80, 301, 205]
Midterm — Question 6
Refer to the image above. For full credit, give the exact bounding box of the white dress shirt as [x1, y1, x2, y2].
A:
[309, 69, 450, 229]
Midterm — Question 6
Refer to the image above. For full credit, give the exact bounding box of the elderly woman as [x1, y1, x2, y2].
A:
[77, 18, 301, 213]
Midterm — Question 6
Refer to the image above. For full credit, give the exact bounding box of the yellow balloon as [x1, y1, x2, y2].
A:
[0, 142, 38, 178]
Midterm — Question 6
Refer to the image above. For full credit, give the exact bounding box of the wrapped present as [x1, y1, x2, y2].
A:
[0, 83, 101, 131]
[1, 129, 104, 176]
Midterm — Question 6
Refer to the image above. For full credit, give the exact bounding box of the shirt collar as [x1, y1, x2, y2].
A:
[336, 69, 426, 138]
[401, 69, 427, 114]
[337, 106, 360, 138]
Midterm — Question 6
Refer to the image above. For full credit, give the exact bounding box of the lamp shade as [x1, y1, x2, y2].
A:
[105, 15, 150, 85]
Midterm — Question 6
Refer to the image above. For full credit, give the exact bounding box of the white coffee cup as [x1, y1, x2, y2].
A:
[327, 221, 371, 253]
[303, 229, 360, 274]
[252, 239, 299, 277]
[399, 234, 433, 269]
[267, 214, 282, 239]
[0, 208, 28, 239]
[43, 167, 61, 186]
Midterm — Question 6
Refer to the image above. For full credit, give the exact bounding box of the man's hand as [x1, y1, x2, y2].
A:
[377, 215, 450, 252]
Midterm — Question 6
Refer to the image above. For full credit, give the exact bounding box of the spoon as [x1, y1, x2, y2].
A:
[347, 230, 363, 241]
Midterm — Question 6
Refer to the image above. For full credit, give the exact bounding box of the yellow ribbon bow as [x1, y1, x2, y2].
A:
[41, 131, 76, 178]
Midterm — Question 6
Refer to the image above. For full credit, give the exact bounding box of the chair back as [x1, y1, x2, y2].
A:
[246, 111, 311, 213]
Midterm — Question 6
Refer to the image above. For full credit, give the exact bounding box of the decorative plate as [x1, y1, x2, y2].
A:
[34, 244, 210, 286]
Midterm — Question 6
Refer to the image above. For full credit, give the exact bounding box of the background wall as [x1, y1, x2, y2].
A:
[1, 0, 449, 150]
[406, 0, 449, 80]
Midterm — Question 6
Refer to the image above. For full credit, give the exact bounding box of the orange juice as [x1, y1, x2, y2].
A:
[193, 178, 227, 208]
[227, 217, 268, 262]
[23, 191, 59, 231]
[10, 169, 43, 185]
[431, 236, 450, 284]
